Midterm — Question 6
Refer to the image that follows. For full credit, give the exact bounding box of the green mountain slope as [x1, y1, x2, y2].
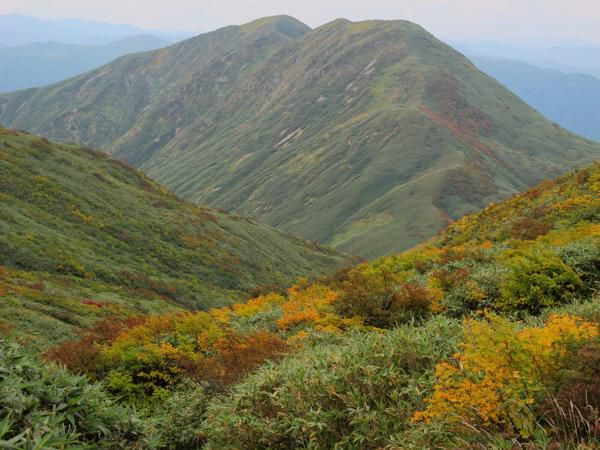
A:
[1, 16, 599, 258]
[0, 127, 350, 343]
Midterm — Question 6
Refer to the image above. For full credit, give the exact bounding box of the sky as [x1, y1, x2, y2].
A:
[2, 0, 600, 44]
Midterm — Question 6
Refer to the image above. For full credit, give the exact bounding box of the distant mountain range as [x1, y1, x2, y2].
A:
[455, 40, 600, 79]
[471, 56, 600, 142]
[0, 14, 192, 46]
[0, 35, 170, 92]
[1, 16, 599, 258]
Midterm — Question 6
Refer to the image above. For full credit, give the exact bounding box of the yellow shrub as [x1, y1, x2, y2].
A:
[414, 313, 598, 437]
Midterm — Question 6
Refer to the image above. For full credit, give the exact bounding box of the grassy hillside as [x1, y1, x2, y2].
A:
[0, 127, 350, 343]
[37, 161, 600, 448]
[1, 17, 599, 258]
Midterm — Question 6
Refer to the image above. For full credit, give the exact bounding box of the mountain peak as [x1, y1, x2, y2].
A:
[320, 17, 427, 32]
[240, 15, 311, 39]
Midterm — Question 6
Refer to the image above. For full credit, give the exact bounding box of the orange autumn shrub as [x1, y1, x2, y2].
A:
[200, 331, 289, 387]
[95, 312, 227, 399]
[231, 292, 285, 317]
[414, 314, 598, 437]
[276, 284, 340, 331]
[0, 322, 13, 337]
[394, 281, 443, 317]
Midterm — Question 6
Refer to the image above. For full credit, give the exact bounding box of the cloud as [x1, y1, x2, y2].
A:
[2, 0, 600, 42]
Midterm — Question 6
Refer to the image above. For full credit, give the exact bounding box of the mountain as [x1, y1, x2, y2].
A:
[0, 127, 350, 343]
[455, 40, 600, 78]
[0, 14, 190, 46]
[471, 56, 600, 141]
[0, 35, 170, 92]
[1, 16, 599, 258]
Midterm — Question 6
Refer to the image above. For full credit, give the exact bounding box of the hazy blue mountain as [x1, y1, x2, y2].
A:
[0, 14, 191, 46]
[0, 35, 170, 92]
[472, 56, 600, 141]
[455, 40, 600, 78]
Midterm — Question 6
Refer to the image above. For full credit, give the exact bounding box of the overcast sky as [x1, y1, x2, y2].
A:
[2, 0, 600, 44]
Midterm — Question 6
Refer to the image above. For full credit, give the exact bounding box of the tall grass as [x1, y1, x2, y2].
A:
[0, 338, 146, 449]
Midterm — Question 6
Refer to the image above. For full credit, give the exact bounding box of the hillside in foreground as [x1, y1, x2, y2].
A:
[1, 16, 599, 257]
[0, 127, 351, 343]
[29, 161, 599, 449]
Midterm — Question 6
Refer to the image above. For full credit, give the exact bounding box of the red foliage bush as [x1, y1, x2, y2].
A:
[0, 322, 13, 336]
[120, 271, 177, 297]
[431, 267, 470, 291]
[393, 282, 437, 316]
[198, 331, 288, 388]
[543, 339, 600, 442]
[46, 316, 146, 375]
[413, 260, 430, 274]
[27, 282, 45, 291]
[81, 299, 105, 308]
[511, 216, 552, 240]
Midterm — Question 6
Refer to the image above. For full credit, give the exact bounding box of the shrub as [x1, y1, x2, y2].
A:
[198, 331, 289, 388]
[149, 380, 208, 450]
[559, 239, 600, 294]
[334, 264, 416, 328]
[276, 284, 341, 331]
[201, 317, 461, 450]
[431, 267, 471, 291]
[0, 339, 146, 448]
[392, 281, 442, 321]
[499, 249, 583, 314]
[414, 314, 598, 441]
[543, 337, 600, 445]
[46, 316, 147, 376]
[99, 313, 223, 402]
[441, 263, 506, 317]
[511, 216, 552, 240]
[63, 310, 292, 402]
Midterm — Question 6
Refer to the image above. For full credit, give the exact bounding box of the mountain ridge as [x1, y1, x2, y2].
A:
[0, 13, 191, 46]
[471, 56, 600, 141]
[1, 16, 599, 258]
[0, 35, 170, 92]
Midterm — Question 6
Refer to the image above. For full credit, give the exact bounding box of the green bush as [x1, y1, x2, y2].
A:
[201, 317, 461, 449]
[441, 262, 506, 316]
[499, 249, 583, 314]
[0, 339, 146, 449]
[149, 380, 208, 450]
[559, 239, 600, 294]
